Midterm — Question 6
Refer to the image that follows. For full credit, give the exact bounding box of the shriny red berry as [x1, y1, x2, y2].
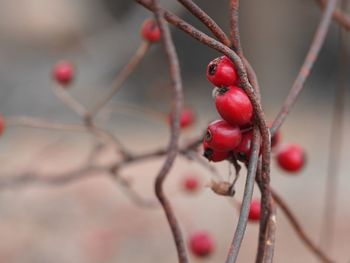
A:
[235, 130, 253, 162]
[205, 119, 242, 152]
[168, 107, 196, 129]
[248, 199, 261, 221]
[203, 141, 230, 162]
[206, 56, 238, 87]
[52, 61, 74, 86]
[0, 114, 5, 136]
[215, 86, 253, 127]
[182, 175, 199, 192]
[140, 18, 161, 42]
[276, 144, 305, 173]
[189, 231, 214, 258]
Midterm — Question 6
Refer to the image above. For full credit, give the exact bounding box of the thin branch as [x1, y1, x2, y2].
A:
[52, 85, 88, 118]
[320, 2, 348, 251]
[177, 0, 231, 46]
[226, 127, 260, 263]
[271, 0, 338, 136]
[229, 0, 243, 56]
[151, 0, 188, 262]
[90, 41, 151, 117]
[272, 190, 334, 263]
[315, 0, 350, 30]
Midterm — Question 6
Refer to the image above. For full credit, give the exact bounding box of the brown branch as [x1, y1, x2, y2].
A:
[271, 0, 338, 136]
[226, 127, 260, 263]
[272, 190, 334, 263]
[150, 1, 188, 262]
[229, 0, 243, 56]
[315, 0, 350, 30]
[177, 0, 231, 46]
[320, 2, 348, 251]
[89, 41, 151, 117]
[52, 84, 88, 118]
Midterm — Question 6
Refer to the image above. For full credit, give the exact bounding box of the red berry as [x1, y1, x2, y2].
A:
[276, 144, 305, 173]
[168, 107, 196, 129]
[203, 141, 230, 162]
[205, 120, 242, 152]
[235, 130, 253, 161]
[206, 56, 238, 87]
[248, 199, 261, 221]
[53, 61, 74, 86]
[0, 114, 5, 136]
[189, 231, 214, 258]
[140, 19, 161, 42]
[215, 86, 253, 127]
[182, 175, 199, 192]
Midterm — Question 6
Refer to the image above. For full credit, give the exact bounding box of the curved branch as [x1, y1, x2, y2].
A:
[177, 0, 231, 46]
[151, 0, 188, 262]
[271, 0, 338, 136]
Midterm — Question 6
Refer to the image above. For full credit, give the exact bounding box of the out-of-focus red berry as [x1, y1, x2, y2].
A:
[140, 18, 161, 42]
[52, 61, 74, 86]
[276, 144, 305, 173]
[189, 231, 215, 258]
[248, 199, 261, 222]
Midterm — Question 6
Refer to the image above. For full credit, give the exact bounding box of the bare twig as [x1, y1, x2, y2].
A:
[320, 0, 348, 251]
[271, 0, 338, 136]
[177, 0, 231, 46]
[90, 41, 151, 117]
[229, 0, 243, 56]
[226, 127, 260, 263]
[52, 85, 88, 118]
[272, 190, 334, 263]
[315, 0, 350, 30]
[151, 1, 188, 262]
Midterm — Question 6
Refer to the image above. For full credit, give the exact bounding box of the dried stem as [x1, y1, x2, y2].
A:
[271, 0, 338, 136]
[315, 0, 350, 30]
[52, 85, 88, 118]
[177, 0, 231, 46]
[151, 0, 188, 262]
[320, 1, 348, 251]
[272, 190, 334, 263]
[229, 0, 243, 56]
[226, 127, 260, 263]
[90, 41, 151, 117]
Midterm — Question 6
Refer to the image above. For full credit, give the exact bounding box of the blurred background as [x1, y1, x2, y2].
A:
[0, 0, 349, 262]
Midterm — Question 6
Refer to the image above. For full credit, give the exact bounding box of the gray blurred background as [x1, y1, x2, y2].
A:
[0, 0, 349, 262]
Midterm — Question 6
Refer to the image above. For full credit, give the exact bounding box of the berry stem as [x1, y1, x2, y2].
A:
[90, 41, 151, 117]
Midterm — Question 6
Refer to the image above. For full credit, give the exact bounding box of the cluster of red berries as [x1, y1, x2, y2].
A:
[203, 56, 255, 163]
[202, 56, 306, 174]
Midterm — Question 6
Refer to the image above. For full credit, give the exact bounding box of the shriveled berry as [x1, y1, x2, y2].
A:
[205, 119, 242, 152]
[271, 129, 281, 149]
[182, 175, 199, 192]
[215, 86, 253, 127]
[140, 18, 161, 42]
[276, 144, 305, 173]
[248, 199, 261, 221]
[206, 56, 238, 87]
[203, 141, 230, 162]
[52, 61, 74, 86]
[189, 231, 214, 258]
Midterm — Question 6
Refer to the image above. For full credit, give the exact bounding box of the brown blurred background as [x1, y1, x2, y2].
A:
[0, 0, 349, 262]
